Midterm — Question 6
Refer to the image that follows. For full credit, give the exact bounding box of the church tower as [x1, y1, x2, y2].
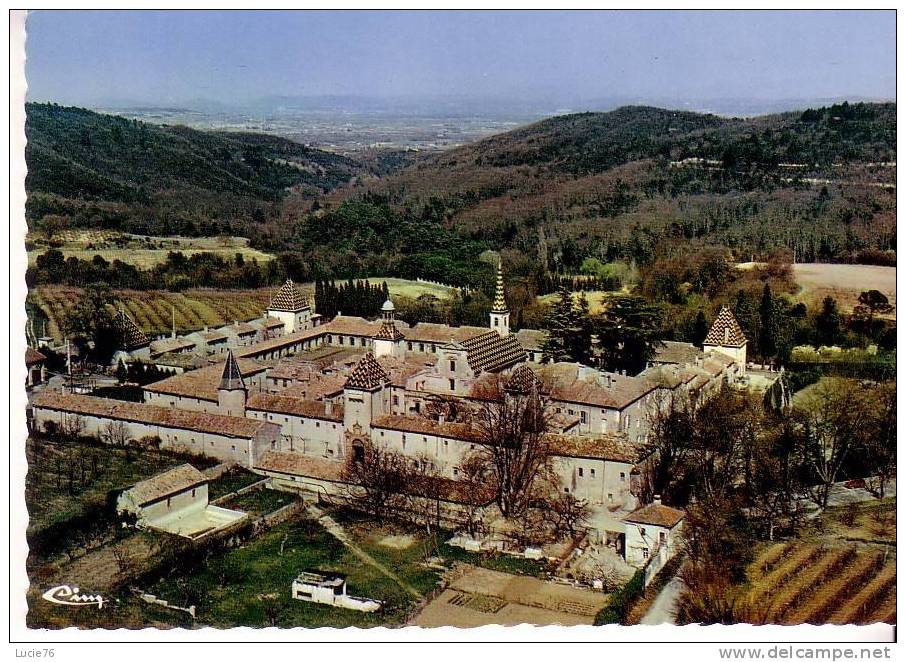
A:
[373, 298, 404, 358]
[218, 350, 247, 417]
[266, 279, 312, 333]
[489, 261, 510, 336]
[703, 306, 748, 374]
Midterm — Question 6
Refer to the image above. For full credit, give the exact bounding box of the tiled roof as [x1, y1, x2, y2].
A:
[325, 315, 379, 337]
[114, 309, 150, 349]
[149, 337, 197, 357]
[624, 502, 685, 528]
[268, 279, 310, 312]
[515, 328, 548, 351]
[403, 323, 487, 344]
[344, 353, 390, 390]
[703, 306, 747, 348]
[371, 414, 478, 442]
[374, 320, 405, 341]
[460, 331, 527, 374]
[236, 326, 328, 359]
[255, 451, 345, 482]
[541, 363, 658, 410]
[506, 364, 542, 393]
[377, 354, 437, 387]
[262, 317, 286, 329]
[31, 391, 279, 439]
[202, 330, 228, 343]
[247, 393, 344, 422]
[126, 464, 207, 506]
[549, 433, 646, 463]
[651, 341, 704, 365]
[231, 322, 258, 335]
[144, 358, 266, 401]
[219, 350, 246, 391]
[25, 347, 46, 365]
[152, 352, 208, 370]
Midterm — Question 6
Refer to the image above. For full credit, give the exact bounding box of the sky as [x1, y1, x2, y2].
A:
[24, 10, 896, 108]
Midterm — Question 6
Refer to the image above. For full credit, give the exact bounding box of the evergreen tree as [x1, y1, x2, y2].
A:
[759, 283, 777, 359]
[541, 287, 575, 363]
[733, 290, 758, 346]
[815, 296, 842, 347]
[692, 310, 709, 347]
[592, 295, 664, 375]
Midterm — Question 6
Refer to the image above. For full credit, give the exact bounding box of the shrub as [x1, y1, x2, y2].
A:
[594, 567, 645, 625]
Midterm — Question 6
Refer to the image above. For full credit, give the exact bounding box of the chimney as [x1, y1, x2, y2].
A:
[438, 413, 445, 424]
[653, 494, 662, 506]
[606, 374, 613, 387]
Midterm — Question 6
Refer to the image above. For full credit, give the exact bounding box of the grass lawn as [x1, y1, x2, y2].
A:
[537, 290, 625, 314]
[207, 467, 264, 500]
[147, 518, 432, 628]
[348, 277, 458, 300]
[218, 487, 298, 516]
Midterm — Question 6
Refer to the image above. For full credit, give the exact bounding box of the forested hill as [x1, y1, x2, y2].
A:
[299, 102, 895, 281]
[25, 103, 366, 236]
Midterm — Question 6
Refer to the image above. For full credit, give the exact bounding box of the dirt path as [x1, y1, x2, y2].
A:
[640, 575, 684, 625]
[307, 505, 422, 599]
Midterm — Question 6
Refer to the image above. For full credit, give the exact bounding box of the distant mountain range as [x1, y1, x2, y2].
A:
[83, 93, 895, 120]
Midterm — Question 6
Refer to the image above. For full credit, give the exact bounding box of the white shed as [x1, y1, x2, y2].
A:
[623, 497, 685, 567]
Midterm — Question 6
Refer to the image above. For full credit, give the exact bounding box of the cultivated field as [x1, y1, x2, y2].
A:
[29, 286, 275, 341]
[411, 565, 609, 627]
[350, 277, 457, 299]
[792, 263, 896, 316]
[741, 499, 896, 625]
[27, 231, 275, 269]
[28, 277, 454, 342]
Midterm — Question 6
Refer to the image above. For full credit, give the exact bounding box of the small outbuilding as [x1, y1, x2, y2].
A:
[117, 464, 245, 539]
[291, 571, 381, 612]
[623, 496, 685, 567]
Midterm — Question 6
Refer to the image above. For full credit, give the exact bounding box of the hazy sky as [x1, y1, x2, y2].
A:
[25, 10, 896, 106]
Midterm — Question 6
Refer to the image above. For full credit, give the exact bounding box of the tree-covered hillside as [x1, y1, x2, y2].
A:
[300, 102, 895, 276]
[25, 103, 366, 236]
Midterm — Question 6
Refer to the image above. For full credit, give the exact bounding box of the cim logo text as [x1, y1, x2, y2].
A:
[41, 585, 105, 609]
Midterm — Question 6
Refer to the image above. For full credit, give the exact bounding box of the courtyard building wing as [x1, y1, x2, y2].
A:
[126, 464, 207, 507]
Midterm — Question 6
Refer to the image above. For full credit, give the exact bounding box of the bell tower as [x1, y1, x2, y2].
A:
[489, 261, 510, 336]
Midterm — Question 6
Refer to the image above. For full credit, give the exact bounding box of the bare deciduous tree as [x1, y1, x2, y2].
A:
[794, 377, 870, 508]
[472, 375, 555, 519]
[101, 420, 130, 447]
[341, 439, 412, 523]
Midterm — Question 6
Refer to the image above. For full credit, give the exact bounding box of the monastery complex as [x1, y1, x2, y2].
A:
[29, 267, 752, 565]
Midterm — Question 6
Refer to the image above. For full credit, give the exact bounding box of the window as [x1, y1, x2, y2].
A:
[453, 467, 459, 477]
[449, 359, 456, 372]
[568, 409, 574, 416]
[642, 548, 649, 559]
[494, 318, 499, 326]
[590, 468, 596, 478]
[578, 467, 584, 477]
[408, 342, 413, 351]
[166, 497, 171, 509]
[339, 336, 344, 345]
[564, 487, 570, 493]
[620, 472, 626, 482]
[659, 532, 667, 544]
[231, 444, 236, 451]
[640, 527, 647, 537]
[419, 343, 425, 352]
[191, 488, 196, 497]
[449, 378, 455, 390]
[392, 395, 399, 405]
[607, 493, 613, 502]
[580, 411, 587, 424]
[443, 439, 448, 446]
